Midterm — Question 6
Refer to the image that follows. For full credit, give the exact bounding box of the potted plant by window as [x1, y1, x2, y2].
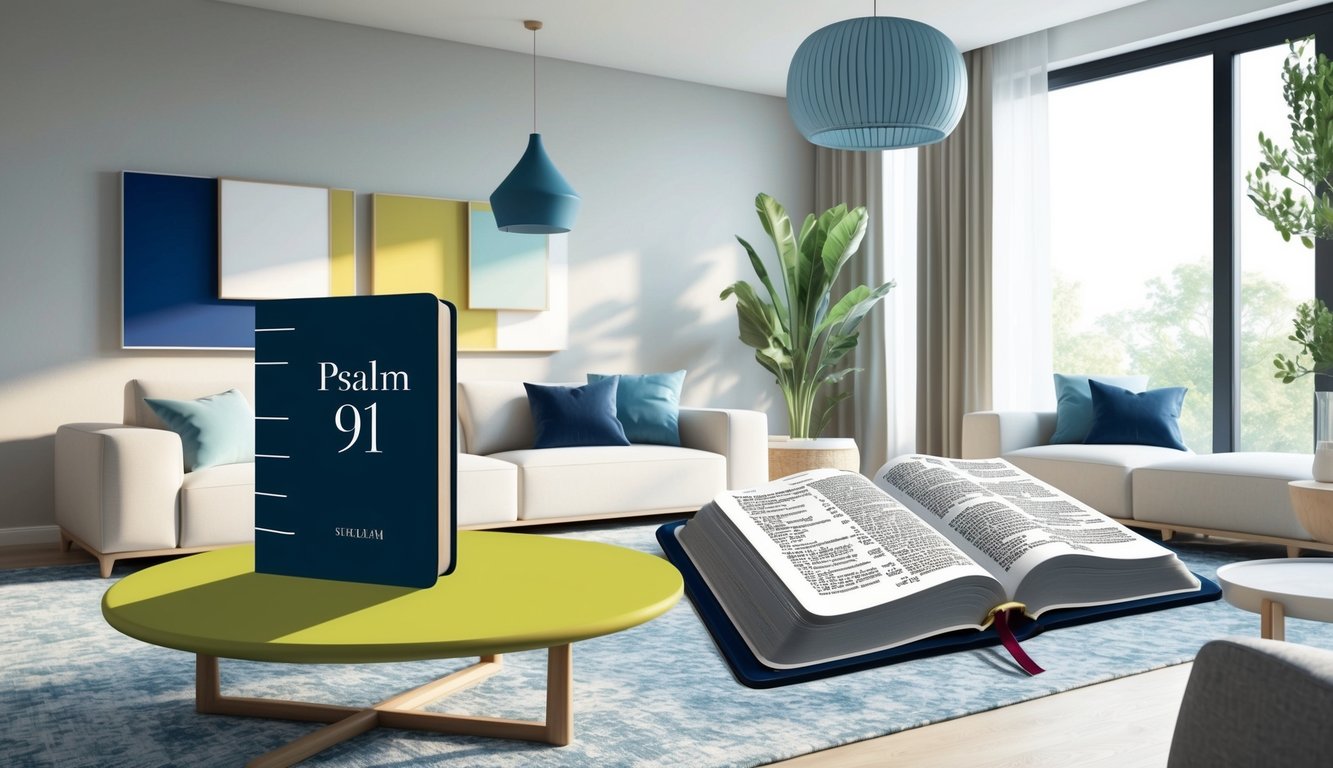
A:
[722, 193, 894, 478]
[1247, 39, 1333, 525]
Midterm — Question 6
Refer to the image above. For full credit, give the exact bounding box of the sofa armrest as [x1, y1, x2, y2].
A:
[1168, 637, 1333, 768]
[55, 423, 184, 553]
[678, 408, 769, 489]
[961, 411, 1057, 458]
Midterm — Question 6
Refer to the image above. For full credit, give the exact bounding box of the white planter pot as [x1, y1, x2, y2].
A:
[767, 436, 860, 480]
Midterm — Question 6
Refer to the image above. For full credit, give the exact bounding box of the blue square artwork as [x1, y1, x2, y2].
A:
[122, 171, 255, 349]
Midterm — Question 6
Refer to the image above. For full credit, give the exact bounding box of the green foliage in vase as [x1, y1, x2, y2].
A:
[1245, 39, 1333, 383]
[1274, 299, 1333, 382]
[721, 193, 894, 439]
[1246, 39, 1333, 248]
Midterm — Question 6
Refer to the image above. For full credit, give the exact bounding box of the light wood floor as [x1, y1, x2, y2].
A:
[1, 542, 1189, 767]
[770, 664, 1189, 767]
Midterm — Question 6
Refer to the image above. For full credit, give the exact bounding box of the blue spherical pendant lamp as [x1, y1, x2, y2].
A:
[490, 20, 580, 234]
[787, 16, 968, 150]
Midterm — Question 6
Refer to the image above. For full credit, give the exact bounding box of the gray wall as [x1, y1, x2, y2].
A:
[0, 0, 812, 532]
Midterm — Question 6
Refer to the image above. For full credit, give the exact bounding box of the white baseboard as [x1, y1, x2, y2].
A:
[0, 525, 61, 548]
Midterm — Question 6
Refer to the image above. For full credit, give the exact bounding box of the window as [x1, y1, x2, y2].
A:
[1049, 7, 1333, 453]
[1236, 43, 1314, 452]
[1050, 57, 1214, 452]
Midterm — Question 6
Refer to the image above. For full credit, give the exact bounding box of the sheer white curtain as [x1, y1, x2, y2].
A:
[991, 31, 1054, 410]
[816, 148, 918, 473]
[880, 150, 918, 462]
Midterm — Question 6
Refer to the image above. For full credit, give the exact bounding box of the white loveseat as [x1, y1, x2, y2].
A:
[56, 378, 769, 576]
[962, 410, 1328, 556]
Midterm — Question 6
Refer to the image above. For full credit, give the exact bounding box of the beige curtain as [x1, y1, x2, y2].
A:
[916, 48, 993, 457]
[815, 148, 889, 473]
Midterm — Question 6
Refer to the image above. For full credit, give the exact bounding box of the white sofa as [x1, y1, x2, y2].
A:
[56, 379, 259, 577]
[962, 410, 1327, 556]
[56, 378, 768, 576]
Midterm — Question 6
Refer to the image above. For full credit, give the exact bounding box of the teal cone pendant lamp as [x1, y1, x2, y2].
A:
[490, 20, 580, 234]
[787, 10, 967, 150]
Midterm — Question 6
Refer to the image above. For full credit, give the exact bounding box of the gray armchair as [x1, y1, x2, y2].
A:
[1168, 637, 1333, 768]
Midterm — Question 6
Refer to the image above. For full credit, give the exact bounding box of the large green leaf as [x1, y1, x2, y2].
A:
[721, 280, 792, 368]
[820, 207, 869, 285]
[755, 194, 801, 319]
[832, 281, 896, 338]
[735, 235, 787, 330]
[815, 285, 872, 338]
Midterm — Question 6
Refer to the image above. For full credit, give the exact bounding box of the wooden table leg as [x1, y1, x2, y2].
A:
[545, 644, 573, 746]
[196, 654, 219, 712]
[246, 710, 379, 768]
[199, 649, 574, 766]
[1261, 598, 1286, 641]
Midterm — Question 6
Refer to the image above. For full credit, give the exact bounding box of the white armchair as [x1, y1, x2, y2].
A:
[55, 379, 255, 577]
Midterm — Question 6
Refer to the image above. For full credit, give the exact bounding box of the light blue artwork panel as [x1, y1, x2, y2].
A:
[467, 202, 548, 310]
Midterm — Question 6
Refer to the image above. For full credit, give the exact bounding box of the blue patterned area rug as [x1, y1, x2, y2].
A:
[4, 522, 1333, 768]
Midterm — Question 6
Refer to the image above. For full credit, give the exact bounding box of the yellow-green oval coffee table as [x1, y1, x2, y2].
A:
[102, 531, 682, 768]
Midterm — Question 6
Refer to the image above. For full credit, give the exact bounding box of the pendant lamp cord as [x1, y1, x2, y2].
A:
[532, 25, 538, 133]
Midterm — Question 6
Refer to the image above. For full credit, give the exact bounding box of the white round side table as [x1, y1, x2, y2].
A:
[1216, 559, 1333, 640]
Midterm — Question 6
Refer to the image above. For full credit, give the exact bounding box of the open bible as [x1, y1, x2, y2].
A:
[662, 455, 1215, 685]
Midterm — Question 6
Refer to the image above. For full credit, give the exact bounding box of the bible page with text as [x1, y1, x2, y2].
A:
[874, 456, 1191, 599]
[710, 468, 996, 617]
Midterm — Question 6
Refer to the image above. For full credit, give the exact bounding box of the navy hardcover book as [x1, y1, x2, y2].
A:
[657, 519, 1221, 688]
[253, 294, 457, 588]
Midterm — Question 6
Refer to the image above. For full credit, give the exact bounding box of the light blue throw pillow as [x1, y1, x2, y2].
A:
[144, 388, 255, 471]
[1049, 373, 1150, 444]
[1084, 380, 1189, 451]
[524, 378, 631, 449]
[587, 370, 686, 446]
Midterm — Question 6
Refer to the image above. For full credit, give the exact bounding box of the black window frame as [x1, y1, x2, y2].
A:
[1050, 3, 1333, 453]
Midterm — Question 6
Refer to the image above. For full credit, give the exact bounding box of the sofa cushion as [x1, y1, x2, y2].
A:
[179, 462, 255, 548]
[145, 388, 256, 471]
[457, 453, 518, 527]
[489, 445, 726, 520]
[1085, 381, 1189, 451]
[127, 378, 256, 429]
[1050, 373, 1149, 444]
[588, 370, 686, 446]
[525, 379, 630, 449]
[1133, 452, 1313, 539]
[1004, 443, 1191, 519]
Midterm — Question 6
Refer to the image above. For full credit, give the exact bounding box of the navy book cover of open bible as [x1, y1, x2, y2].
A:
[254, 294, 457, 588]
[657, 520, 1221, 688]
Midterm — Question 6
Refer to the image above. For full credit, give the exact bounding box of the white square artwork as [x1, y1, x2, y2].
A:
[219, 179, 330, 299]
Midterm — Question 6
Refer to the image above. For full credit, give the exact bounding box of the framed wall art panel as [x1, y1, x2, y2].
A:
[467, 201, 548, 311]
[122, 171, 255, 350]
[370, 192, 568, 353]
[218, 179, 356, 300]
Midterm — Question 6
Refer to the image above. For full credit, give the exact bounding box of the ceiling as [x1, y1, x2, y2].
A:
[213, 0, 1153, 96]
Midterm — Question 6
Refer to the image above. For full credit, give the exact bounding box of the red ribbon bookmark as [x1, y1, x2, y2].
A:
[993, 608, 1045, 676]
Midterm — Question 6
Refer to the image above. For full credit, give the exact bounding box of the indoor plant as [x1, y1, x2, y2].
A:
[1247, 39, 1333, 385]
[1247, 39, 1333, 488]
[722, 193, 894, 444]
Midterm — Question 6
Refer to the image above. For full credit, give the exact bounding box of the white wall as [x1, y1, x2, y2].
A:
[0, 0, 813, 531]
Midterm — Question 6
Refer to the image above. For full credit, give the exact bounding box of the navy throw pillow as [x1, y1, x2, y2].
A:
[524, 378, 631, 449]
[1084, 379, 1189, 451]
